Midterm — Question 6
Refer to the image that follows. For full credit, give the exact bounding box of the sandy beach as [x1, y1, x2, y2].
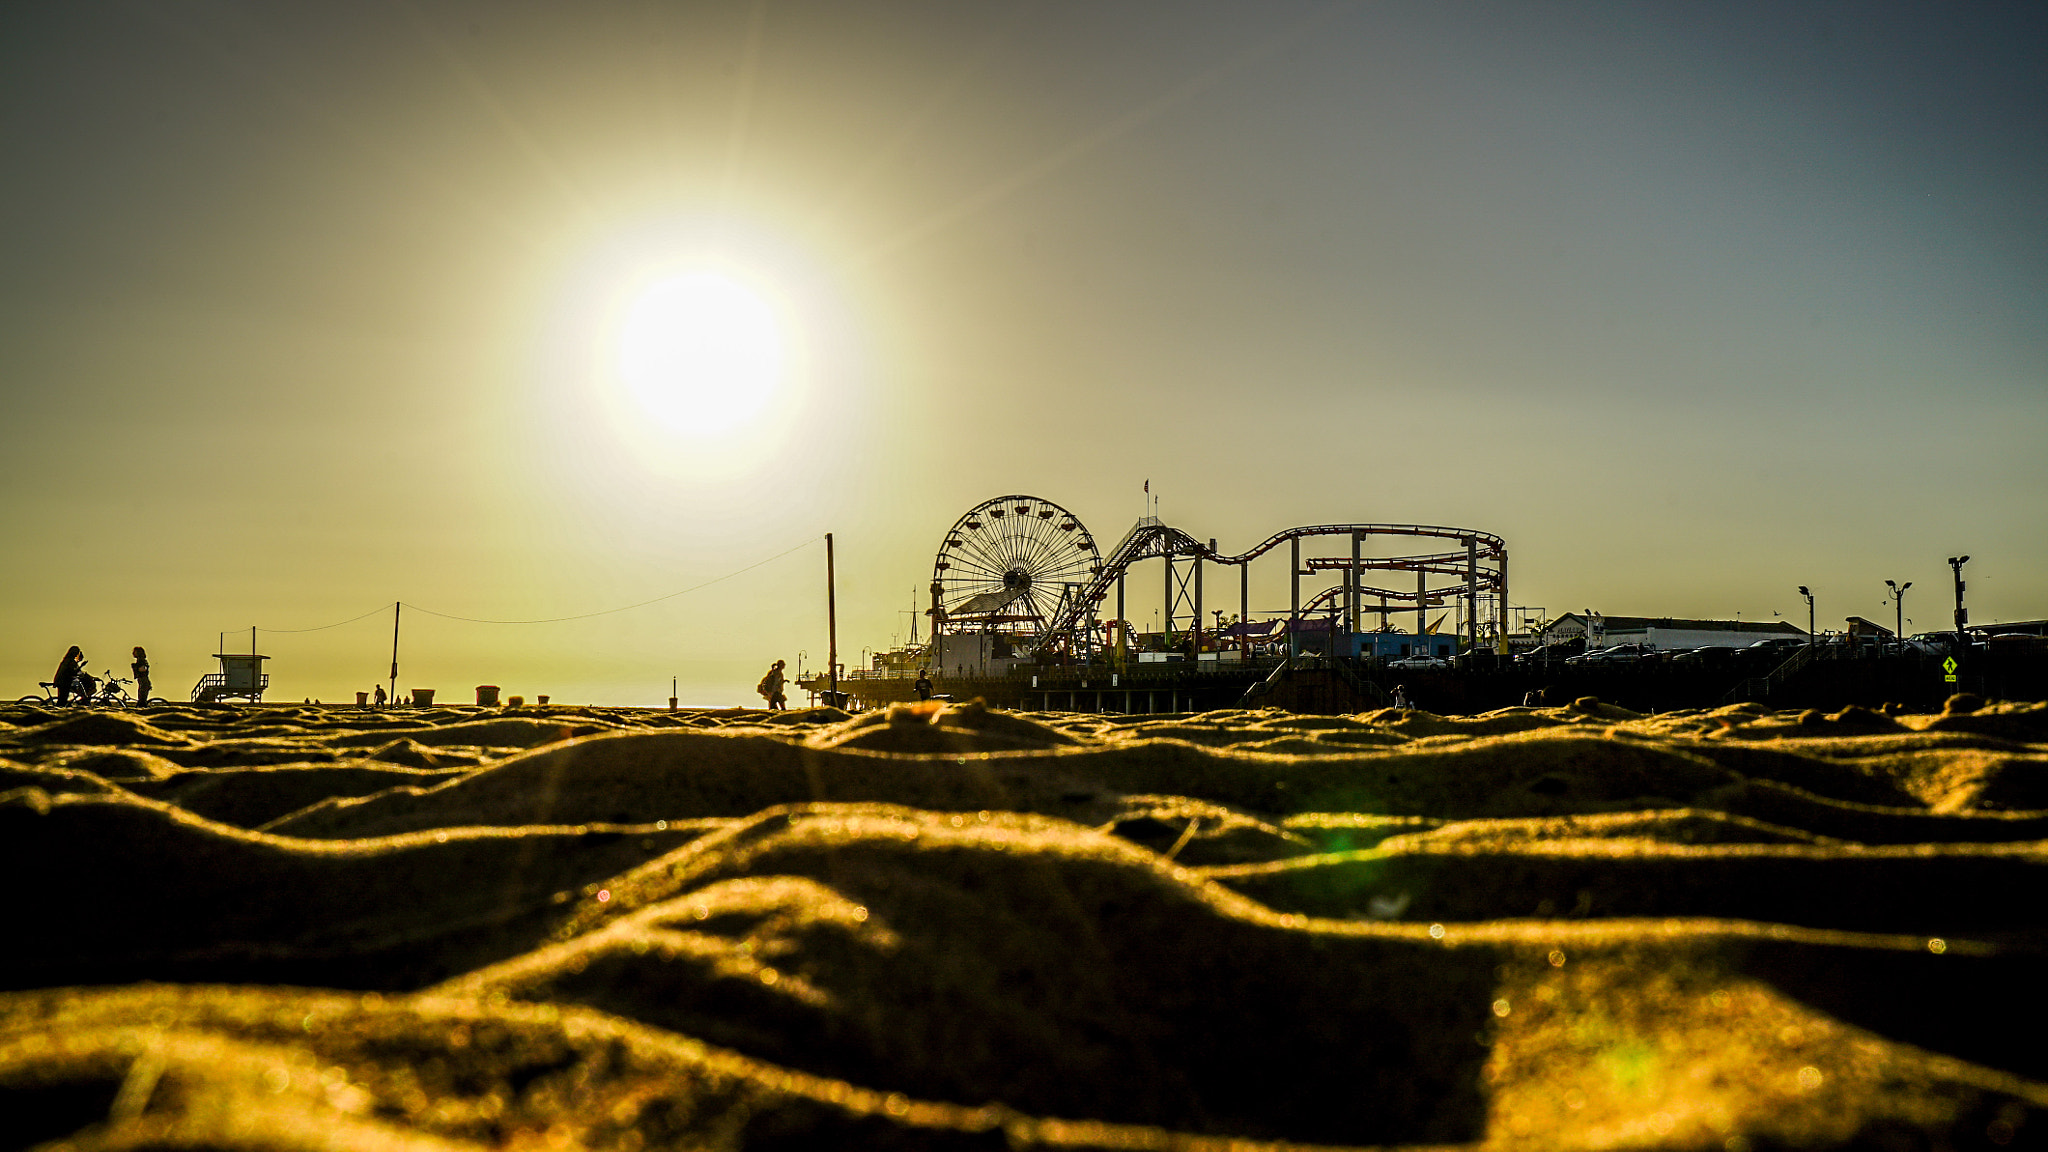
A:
[4, 695, 2044, 1149]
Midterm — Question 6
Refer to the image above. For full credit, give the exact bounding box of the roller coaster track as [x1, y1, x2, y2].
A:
[1032, 519, 1508, 651]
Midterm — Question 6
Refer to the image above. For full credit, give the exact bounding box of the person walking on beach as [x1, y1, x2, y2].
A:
[1392, 684, 1412, 710]
[131, 647, 151, 706]
[53, 646, 85, 705]
[914, 668, 933, 701]
[758, 659, 788, 710]
[373, 684, 387, 709]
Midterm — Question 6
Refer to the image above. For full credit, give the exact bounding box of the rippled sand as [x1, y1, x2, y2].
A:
[4, 695, 2044, 1149]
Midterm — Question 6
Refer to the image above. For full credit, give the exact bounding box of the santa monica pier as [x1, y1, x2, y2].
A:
[799, 494, 2047, 715]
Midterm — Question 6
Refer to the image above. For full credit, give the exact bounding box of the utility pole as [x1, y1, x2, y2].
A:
[1797, 586, 1815, 645]
[826, 534, 839, 706]
[389, 602, 401, 706]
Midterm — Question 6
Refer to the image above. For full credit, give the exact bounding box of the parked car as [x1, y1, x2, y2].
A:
[1386, 655, 1451, 671]
[1672, 645, 1741, 665]
[1898, 635, 1957, 657]
[1515, 640, 1585, 666]
[1565, 644, 1657, 666]
[1741, 637, 1807, 656]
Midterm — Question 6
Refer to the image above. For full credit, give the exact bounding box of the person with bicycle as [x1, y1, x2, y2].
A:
[131, 647, 151, 706]
[53, 646, 86, 705]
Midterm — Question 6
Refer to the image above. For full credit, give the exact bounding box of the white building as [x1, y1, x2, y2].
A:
[1542, 613, 1804, 651]
[931, 632, 1027, 677]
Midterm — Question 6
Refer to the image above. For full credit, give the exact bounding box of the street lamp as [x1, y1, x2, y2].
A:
[1796, 586, 1815, 645]
[1884, 580, 1912, 641]
[1947, 556, 1970, 648]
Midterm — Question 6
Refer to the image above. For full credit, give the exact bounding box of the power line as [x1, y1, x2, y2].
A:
[404, 537, 822, 625]
[253, 603, 397, 634]
[220, 537, 822, 636]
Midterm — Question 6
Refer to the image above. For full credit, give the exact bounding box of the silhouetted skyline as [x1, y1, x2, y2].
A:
[4, 2, 2042, 703]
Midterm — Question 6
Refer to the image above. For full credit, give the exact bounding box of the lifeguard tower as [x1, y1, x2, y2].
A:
[192, 652, 269, 703]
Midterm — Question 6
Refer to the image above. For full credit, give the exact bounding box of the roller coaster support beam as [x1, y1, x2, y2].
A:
[1466, 537, 1479, 651]
[1498, 553, 1510, 655]
[1162, 555, 1174, 642]
[1240, 562, 1250, 657]
[1349, 531, 1361, 633]
[1290, 537, 1301, 658]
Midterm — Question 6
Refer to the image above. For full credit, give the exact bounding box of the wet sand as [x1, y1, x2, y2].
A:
[3, 695, 2044, 1149]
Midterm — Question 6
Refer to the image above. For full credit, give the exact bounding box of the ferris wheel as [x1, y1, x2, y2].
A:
[931, 495, 1101, 641]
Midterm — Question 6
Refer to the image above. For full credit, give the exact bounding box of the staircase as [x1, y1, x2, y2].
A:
[1238, 655, 1391, 712]
[1720, 644, 1819, 705]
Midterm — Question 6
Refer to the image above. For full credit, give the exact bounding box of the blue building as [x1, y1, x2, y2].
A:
[1344, 631, 1455, 661]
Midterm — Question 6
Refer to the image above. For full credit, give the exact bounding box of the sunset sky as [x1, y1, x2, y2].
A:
[4, 2, 2043, 706]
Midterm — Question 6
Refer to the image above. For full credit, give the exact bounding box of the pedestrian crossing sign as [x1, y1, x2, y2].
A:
[1942, 656, 1958, 683]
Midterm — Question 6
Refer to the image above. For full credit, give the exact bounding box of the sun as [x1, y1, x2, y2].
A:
[615, 272, 784, 436]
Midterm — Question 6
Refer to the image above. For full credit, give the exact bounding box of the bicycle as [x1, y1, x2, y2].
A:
[17, 676, 88, 706]
[86, 672, 136, 707]
[16, 670, 150, 707]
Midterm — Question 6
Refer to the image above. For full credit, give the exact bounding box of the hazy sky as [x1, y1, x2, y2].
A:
[4, 1, 2043, 705]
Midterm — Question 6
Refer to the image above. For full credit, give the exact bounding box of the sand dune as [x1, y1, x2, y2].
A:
[3, 696, 2045, 1149]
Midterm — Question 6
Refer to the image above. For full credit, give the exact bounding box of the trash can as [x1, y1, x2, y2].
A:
[476, 685, 500, 706]
[536, 694, 550, 705]
[411, 688, 436, 706]
[355, 691, 369, 707]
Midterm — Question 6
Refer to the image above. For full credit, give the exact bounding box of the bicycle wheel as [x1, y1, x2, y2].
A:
[16, 695, 46, 704]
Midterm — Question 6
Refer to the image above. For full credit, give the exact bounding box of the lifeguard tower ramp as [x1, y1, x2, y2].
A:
[192, 653, 269, 703]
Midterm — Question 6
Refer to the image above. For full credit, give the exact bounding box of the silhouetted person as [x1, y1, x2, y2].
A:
[131, 647, 151, 705]
[914, 668, 933, 701]
[373, 684, 387, 709]
[54, 646, 85, 705]
[758, 659, 788, 710]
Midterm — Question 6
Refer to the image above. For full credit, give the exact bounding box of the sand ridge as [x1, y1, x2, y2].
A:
[3, 696, 2045, 1149]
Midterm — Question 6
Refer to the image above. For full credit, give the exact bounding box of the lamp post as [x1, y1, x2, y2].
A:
[1884, 580, 1911, 641]
[1947, 556, 1970, 650]
[1797, 586, 1815, 646]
